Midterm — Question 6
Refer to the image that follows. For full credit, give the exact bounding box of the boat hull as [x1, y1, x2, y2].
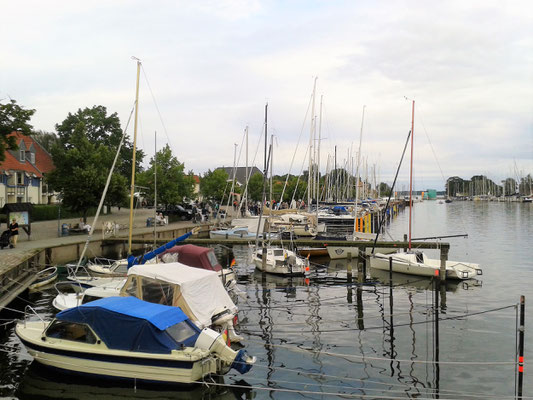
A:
[327, 246, 396, 259]
[369, 252, 482, 280]
[16, 323, 217, 384]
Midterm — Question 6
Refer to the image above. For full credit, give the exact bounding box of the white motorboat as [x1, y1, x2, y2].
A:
[28, 267, 58, 290]
[16, 296, 255, 384]
[122, 262, 244, 342]
[52, 279, 126, 311]
[253, 247, 310, 276]
[369, 251, 482, 280]
[326, 232, 398, 259]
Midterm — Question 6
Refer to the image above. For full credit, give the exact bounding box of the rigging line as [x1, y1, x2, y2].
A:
[279, 92, 313, 204]
[371, 128, 412, 252]
[242, 338, 518, 366]
[216, 369, 523, 400]
[415, 104, 446, 182]
[237, 308, 442, 326]
[241, 303, 517, 334]
[201, 378, 522, 400]
[140, 65, 174, 156]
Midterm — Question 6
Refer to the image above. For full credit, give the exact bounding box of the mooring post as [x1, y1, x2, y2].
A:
[346, 253, 353, 303]
[517, 295, 525, 398]
[440, 245, 448, 281]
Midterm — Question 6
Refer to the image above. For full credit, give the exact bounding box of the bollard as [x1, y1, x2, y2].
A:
[440, 245, 449, 282]
[517, 295, 525, 398]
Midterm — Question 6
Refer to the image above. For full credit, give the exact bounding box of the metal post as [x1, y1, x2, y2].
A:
[440, 245, 448, 281]
[517, 295, 525, 398]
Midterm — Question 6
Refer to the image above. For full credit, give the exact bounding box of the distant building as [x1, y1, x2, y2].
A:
[216, 166, 263, 186]
[424, 189, 437, 200]
[0, 132, 55, 206]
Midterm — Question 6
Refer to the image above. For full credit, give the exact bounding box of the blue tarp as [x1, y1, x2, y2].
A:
[57, 297, 199, 354]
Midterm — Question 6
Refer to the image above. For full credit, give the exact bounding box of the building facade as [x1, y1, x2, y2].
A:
[0, 132, 55, 206]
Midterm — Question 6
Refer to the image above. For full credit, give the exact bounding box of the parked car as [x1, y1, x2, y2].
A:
[157, 204, 193, 221]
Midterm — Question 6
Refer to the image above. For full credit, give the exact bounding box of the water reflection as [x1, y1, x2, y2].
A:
[2, 202, 531, 398]
[17, 363, 244, 400]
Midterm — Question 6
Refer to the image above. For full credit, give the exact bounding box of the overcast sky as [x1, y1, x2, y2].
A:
[2, 0, 532, 190]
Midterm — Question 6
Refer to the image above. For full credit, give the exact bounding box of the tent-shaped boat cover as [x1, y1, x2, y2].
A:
[56, 296, 200, 354]
[127, 262, 237, 327]
[161, 244, 222, 272]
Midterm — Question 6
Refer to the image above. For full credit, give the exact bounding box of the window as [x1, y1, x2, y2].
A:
[29, 152, 35, 164]
[19, 150, 25, 162]
[16, 173, 23, 185]
[206, 251, 219, 269]
[166, 321, 197, 344]
[140, 277, 175, 306]
[122, 276, 138, 297]
[45, 320, 97, 344]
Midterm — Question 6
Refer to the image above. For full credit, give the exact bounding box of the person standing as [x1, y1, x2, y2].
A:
[9, 218, 19, 248]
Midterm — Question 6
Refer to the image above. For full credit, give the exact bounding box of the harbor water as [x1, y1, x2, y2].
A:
[0, 200, 531, 399]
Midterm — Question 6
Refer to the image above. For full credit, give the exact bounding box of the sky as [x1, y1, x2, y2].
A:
[1, 0, 532, 191]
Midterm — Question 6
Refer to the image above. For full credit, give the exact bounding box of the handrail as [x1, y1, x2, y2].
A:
[23, 305, 46, 328]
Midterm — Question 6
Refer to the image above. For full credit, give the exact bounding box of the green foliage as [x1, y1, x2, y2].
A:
[47, 128, 128, 222]
[55, 105, 144, 181]
[136, 144, 194, 207]
[31, 204, 98, 221]
[31, 130, 60, 153]
[379, 182, 392, 197]
[201, 169, 229, 201]
[247, 172, 265, 201]
[0, 99, 35, 162]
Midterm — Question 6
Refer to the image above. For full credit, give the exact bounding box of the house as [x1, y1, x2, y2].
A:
[216, 166, 263, 186]
[0, 131, 55, 206]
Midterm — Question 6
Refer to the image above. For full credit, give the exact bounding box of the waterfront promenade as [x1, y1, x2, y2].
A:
[0, 208, 202, 271]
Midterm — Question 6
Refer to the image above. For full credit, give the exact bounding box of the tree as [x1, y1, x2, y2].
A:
[47, 129, 128, 222]
[0, 99, 35, 162]
[136, 144, 194, 207]
[31, 130, 60, 153]
[200, 169, 229, 201]
[55, 105, 144, 181]
[378, 182, 392, 197]
[247, 172, 265, 201]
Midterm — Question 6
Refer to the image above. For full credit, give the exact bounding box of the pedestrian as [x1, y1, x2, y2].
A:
[9, 218, 19, 248]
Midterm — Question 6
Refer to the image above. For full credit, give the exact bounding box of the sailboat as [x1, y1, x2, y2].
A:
[369, 100, 482, 280]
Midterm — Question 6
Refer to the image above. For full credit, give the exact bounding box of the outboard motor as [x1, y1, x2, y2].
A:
[195, 328, 255, 374]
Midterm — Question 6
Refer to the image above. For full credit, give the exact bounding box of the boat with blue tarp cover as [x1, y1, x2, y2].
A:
[16, 296, 255, 384]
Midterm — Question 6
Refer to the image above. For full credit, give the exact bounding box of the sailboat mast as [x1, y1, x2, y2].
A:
[353, 105, 366, 234]
[153, 131, 157, 246]
[308, 77, 317, 211]
[245, 126, 248, 214]
[316, 95, 323, 219]
[128, 58, 141, 254]
[408, 99, 415, 250]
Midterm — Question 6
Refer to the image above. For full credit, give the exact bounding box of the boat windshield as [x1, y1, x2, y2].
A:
[166, 321, 198, 344]
[45, 320, 97, 344]
[206, 251, 219, 269]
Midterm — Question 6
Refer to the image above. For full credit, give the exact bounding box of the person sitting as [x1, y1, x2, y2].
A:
[78, 219, 91, 233]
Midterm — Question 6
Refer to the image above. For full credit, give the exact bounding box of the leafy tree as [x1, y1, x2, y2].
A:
[31, 130, 60, 153]
[0, 99, 35, 162]
[47, 129, 128, 222]
[378, 182, 392, 197]
[247, 172, 265, 201]
[136, 144, 194, 207]
[200, 169, 228, 201]
[55, 105, 144, 181]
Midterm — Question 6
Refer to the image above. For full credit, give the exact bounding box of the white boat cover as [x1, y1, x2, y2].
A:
[127, 262, 237, 327]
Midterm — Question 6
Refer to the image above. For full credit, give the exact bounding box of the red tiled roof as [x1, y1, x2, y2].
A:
[0, 132, 55, 177]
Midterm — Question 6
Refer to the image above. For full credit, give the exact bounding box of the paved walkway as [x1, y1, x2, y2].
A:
[0, 208, 204, 269]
